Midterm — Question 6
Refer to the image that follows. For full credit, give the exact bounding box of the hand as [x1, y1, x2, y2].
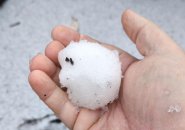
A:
[29, 10, 185, 130]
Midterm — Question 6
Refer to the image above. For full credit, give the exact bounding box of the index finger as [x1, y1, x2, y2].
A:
[51, 25, 80, 47]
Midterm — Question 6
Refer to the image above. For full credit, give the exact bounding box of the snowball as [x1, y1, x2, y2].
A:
[58, 40, 122, 110]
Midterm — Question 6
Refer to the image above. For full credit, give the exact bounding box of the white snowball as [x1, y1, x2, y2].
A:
[58, 40, 122, 110]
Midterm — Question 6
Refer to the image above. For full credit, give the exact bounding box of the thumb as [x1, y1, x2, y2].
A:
[121, 9, 178, 56]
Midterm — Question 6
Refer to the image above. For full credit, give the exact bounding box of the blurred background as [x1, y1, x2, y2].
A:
[0, 0, 185, 130]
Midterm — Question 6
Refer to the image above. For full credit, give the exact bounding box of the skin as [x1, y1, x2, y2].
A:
[28, 10, 185, 130]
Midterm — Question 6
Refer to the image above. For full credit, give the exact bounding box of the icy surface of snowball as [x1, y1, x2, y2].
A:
[58, 40, 122, 110]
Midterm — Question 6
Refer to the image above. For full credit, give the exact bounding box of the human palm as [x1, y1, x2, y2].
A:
[29, 10, 185, 130]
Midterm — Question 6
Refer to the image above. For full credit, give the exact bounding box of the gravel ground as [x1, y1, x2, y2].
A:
[0, 0, 185, 130]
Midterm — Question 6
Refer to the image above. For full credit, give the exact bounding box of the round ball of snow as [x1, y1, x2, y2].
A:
[58, 40, 122, 110]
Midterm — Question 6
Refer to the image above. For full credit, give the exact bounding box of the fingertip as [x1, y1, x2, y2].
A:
[28, 69, 40, 85]
[45, 40, 65, 65]
[121, 9, 134, 27]
[30, 54, 57, 77]
[121, 9, 141, 41]
[121, 9, 132, 24]
[28, 70, 43, 92]
[51, 25, 80, 46]
[29, 54, 42, 71]
[51, 25, 64, 39]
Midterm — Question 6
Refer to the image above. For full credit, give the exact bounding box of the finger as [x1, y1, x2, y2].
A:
[51, 25, 80, 47]
[30, 54, 61, 85]
[122, 9, 177, 56]
[119, 52, 137, 74]
[80, 34, 138, 74]
[28, 70, 79, 129]
[73, 109, 101, 130]
[45, 41, 65, 66]
[30, 54, 57, 77]
[80, 34, 124, 55]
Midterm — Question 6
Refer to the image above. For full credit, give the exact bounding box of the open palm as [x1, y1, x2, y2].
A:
[29, 10, 185, 130]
